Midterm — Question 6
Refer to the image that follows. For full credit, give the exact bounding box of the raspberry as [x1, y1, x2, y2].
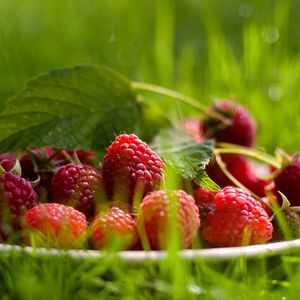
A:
[19, 147, 96, 202]
[206, 154, 268, 197]
[274, 157, 300, 206]
[51, 163, 103, 219]
[137, 190, 200, 249]
[202, 100, 256, 147]
[0, 152, 17, 172]
[193, 187, 217, 223]
[181, 118, 204, 143]
[102, 134, 164, 203]
[260, 196, 273, 216]
[202, 186, 273, 247]
[23, 203, 87, 249]
[20, 148, 96, 182]
[272, 208, 300, 241]
[193, 187, 216, 204]
[90, 207, 137, 250]
[0, 172, 38, 237]
[19, 148, 55, 202]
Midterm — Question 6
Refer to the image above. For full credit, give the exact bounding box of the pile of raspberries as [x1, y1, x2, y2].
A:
[0, 100, 299, 250]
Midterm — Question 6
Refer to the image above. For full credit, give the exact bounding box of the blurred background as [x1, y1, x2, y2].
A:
[1, 0, 300, 151]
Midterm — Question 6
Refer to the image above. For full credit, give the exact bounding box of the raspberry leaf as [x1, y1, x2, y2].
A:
[194, 170, 220, 191]
[152, 128, 217, 190]
[0, 65, 139, 151]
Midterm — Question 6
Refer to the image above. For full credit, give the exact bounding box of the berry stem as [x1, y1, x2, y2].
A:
[0, 164, 5, 175]
[214, 152, 273, 211]
[30, 174, 41, 188]
[214, 143, 281, 169]
[9, 160, 22, 177]
[61, 150, 75, 164]
[47, 149, 63, 162]
[131, 82, 231, 124]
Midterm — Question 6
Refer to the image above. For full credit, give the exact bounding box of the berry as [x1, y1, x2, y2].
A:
[19, 147, 96, 202]
[51, 163, 103, 219]
[181, 118, 204, 143]
[20, 148, 96, 182]
[23, 203, 87, 249]
[206, 154, 269, 197]
[137, 190, 200, 250]
[193, 187, 217, 222]
[0, 152, 17, 172]
[274, 157, 300, 206]
[260, 196, 273, 216]
[19, 148, 54, 202]
[193, 187, 216, 204]
[90, 206, 137, 250]
[272, 208, 300, 241]
[202, 100, 256, 147]
[0, 172, 38, 236]
[202, 186, 273, 247]
[102, 134, 164, 203]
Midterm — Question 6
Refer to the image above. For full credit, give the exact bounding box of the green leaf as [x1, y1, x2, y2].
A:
[152, 127, 217, 189]
[0, 65, 139, 152]
[194, 170, 220, 191]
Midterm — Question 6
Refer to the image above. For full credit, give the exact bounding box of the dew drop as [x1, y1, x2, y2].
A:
[238, 3, 254, 18]
[268, 85, 282, 101]
[263, 26, 280, 44]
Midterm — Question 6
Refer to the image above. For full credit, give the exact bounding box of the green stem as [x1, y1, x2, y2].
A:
[214, 143, 281, 169]
[0, 164, 5, 175]
[214, 152, 273, 211]
[131, 81, 231, 124]
[61, 150, 75, 164]
[47, 149, 63, 162]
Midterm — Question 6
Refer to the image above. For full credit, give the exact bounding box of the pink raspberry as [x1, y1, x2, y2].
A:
[137, 190, 200, 249]
[0, 172, 38, 239]
[102, 134, 164, 203]
[202, 186, 273, 247]
[202, 100, 256, 147]
[51, 163, 102, 218]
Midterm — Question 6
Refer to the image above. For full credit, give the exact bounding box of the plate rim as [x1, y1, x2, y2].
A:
[1, 238, 300, 261]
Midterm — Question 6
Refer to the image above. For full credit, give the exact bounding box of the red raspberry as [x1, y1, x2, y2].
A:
[193, 187, 217, 222]
[202, 186, 273, 247]
[181, 118, 204, 143]
[102, 134, 164, 203]
[202, 100, 256, 147]
[193, 187, 216, 204]
[20, 148, 96, 202]
[0, 152, 17, 172]
[51, 163, 103, 219]
[274, 157, 300, 206]
[90, 206, 137, 250]
[20, 148, 96, 180]
[137, 190, 200, 250]
[19, 148, 54, 202]
[0, 172, 38, 237]
[23, 203, 87, 249]
[272, 208, 300, 241]
[19, 147, 54, 181]
[206, 154, 269, 197]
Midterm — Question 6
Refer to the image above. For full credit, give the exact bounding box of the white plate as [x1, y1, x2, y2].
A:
[1, 239, 300, 261]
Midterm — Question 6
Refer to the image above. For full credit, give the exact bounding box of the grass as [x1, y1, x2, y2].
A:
[1, 0, 300, 299]
[1, 249, 300, 299]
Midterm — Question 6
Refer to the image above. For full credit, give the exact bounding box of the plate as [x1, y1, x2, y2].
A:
[1, 239, 300, 261]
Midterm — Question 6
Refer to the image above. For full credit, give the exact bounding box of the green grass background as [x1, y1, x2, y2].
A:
[1, 0, 300, 299]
